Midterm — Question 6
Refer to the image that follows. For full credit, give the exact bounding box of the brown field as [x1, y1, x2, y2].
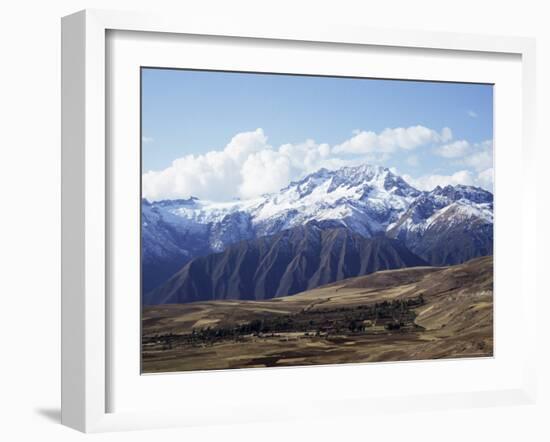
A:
[142, 256, 493, 373]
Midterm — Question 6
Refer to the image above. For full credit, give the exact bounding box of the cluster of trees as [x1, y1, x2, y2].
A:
[142, 332, 179, 350]
[144, 294, 426, 348]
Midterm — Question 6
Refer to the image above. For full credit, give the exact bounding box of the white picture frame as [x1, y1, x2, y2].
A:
[61, 9, 538, 433]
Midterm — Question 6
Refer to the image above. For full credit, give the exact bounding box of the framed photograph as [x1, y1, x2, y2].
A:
[61, 9, 538, 432]
[140, 68, 495, 374]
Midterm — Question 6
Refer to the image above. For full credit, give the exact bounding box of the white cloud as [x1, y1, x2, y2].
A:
[142, 136, 154, 144]
[142, 127, 491, 201]
[459, 140, 493, 171]
[239, 150, 291, 199]
[435, 140, 471, 158]
[434, 139, 493, 173]
[142, 129, 270, 201]
[440, 127, 453, 142]
[223, 129, 270, 162]
[333, 125, 452, 155]
[403, 168, 493, 192]
[468, 110, 478, 118]
[142, 128, 356, 201]
[278, 139, 331, 172]
[403, 170, 475, 191]
[477, 168, 494, 191]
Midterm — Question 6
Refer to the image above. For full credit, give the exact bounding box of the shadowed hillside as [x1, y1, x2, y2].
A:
[144, 224, 428, 305]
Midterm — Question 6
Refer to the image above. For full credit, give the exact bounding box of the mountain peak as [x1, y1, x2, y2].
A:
[429, 184, 492, 204]
[328, 163, 389, 183]
[337, 162, 385, 175]
[282, 163, 420, 199]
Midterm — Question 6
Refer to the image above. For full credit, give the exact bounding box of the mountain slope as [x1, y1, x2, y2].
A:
[144, 223, 428, 305]
[386, 185, 493, 265]
[142, 198, 256, 291]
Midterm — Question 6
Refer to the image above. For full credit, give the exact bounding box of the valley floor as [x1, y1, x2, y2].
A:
[141, 256, 493, 373]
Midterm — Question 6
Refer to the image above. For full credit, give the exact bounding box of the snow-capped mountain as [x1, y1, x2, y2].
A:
[386, 185, 493, 265]
[251, 165, 421, 237]
[142, 164, 493, 292]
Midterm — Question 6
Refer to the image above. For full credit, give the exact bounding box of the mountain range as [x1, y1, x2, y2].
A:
[142, 164, 493, 301]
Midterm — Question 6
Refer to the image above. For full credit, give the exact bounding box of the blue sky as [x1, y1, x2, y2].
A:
[141, 68, 493, 201]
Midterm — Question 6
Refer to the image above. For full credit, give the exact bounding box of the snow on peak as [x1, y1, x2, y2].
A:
[247, 164, 421, 234]
[429, 184, 493, 204]
[143, 163, 494, 261]
[426, 201, 493, 229]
